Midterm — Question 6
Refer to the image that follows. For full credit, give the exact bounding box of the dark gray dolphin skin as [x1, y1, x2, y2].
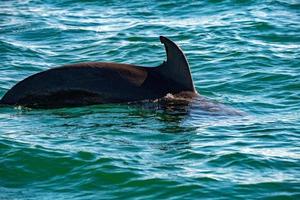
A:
[0, 36, 197, 108]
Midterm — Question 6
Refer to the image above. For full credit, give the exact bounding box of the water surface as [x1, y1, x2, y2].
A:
[1, 0, 300, 199]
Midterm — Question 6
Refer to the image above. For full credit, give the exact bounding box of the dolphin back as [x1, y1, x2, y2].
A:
[0, 36, 197, 108]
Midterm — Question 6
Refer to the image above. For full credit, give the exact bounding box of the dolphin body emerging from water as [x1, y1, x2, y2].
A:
[0, 36, 197, 108]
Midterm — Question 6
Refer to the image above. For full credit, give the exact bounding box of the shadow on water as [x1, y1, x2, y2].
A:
[0, 92, 244, 128]
[0, 93, 245, 155]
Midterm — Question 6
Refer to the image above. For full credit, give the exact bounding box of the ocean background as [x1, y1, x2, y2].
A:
[1, 0, 300, 199]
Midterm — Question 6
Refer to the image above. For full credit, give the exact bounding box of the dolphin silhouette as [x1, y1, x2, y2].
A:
[0, 36, 197, 108]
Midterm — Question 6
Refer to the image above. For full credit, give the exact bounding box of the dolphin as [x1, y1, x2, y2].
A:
[0, 36, 198, 108]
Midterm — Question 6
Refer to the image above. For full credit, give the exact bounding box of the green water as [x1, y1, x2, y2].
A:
[1, 0, 300, 199]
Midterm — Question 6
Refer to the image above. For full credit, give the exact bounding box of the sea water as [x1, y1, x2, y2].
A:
[0, 0, 299, 199]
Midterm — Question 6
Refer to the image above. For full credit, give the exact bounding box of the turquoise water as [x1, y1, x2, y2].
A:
[1, 0, 300, 199]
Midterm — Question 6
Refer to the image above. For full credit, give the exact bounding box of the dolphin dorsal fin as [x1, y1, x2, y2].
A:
[157, 36, 195, 92]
